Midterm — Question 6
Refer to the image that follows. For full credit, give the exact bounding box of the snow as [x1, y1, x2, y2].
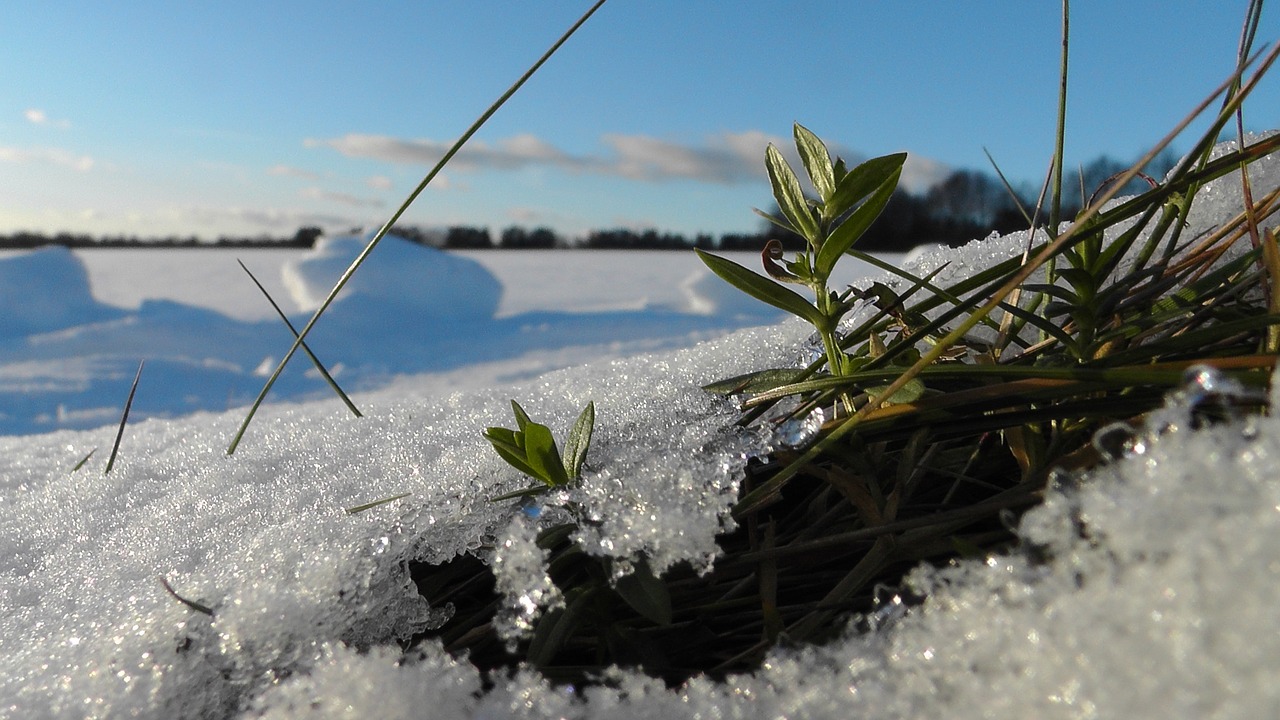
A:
[2, 137, 1280, 718]
[0, 240, 839, 437]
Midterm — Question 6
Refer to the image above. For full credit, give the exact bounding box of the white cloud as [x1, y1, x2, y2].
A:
[0, 146, 93, 172]
[299, 187, 384, 208]
[23, 108, 71, 129]
[305, 129, 956, 193]
[305, 130, 790, 185]
[267, 164, 324, 180]
[365, 175, 393, 190]
[900, 154, 953, 194]
[175, 205, 360, 233]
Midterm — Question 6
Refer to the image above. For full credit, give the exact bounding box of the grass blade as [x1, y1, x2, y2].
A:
[237, 259, 362, 418]
[227, 0, 610, 454]
[70, 447, 96, 473]
[160, 576, 214, 616]
[104, 360, 143, 476]
[345, 492, 412, 515]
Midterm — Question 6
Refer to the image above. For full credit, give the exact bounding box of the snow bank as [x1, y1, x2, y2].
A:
[282, 235, 503, 319]
[0, 245, 124, 337]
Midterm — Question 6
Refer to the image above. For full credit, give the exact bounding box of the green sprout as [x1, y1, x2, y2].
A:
[696, 124, 904, 379]
[484, 400, 594, 495]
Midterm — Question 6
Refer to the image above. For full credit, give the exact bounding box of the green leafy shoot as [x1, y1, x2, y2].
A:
[484, 400, 595, 495]
[697, 125, 906, 381]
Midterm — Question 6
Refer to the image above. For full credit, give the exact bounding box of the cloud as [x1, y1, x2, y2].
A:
[305, 130, 957, 193]
[267, 164, 324, 180]
[299, 187, 384, 208]
[23, 108, 71, 129]
[176, 205, 360, 233]
[305, 130, 788, 185]
[900, 154, 953, 194]
[0, 146, 93, 172]
[365, 175, 393, 190]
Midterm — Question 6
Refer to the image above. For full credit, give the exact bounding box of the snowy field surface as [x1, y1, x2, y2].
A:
[3, 136, 1280, 718]
[0, 242, 888, 437]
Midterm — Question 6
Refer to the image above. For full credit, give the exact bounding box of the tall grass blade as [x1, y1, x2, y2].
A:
[237, 259, 361, 418]
[227, 0, 610, 454]
[104, 361, 143, 476]
[1048, 0, 1070, 233]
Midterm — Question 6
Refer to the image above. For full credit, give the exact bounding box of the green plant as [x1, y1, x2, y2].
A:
[696, 125, 904, 381]
[484, 400, 594, 495]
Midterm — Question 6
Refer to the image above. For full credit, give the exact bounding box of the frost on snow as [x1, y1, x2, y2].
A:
[1, 136, 1280, 718]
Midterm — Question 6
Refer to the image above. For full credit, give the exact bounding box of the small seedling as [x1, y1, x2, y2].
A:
[484, 400, 594, 497]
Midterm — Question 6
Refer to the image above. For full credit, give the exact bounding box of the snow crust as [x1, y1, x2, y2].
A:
[1, 136, 1280, 718]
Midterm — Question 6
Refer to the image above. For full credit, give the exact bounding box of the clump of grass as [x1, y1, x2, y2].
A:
[405, 2, 1280, 686]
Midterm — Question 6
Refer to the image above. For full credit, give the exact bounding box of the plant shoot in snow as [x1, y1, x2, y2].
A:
[696, 124, 904, 379]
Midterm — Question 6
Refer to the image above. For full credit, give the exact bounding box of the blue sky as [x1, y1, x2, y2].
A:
[1, 1, 1277, 241]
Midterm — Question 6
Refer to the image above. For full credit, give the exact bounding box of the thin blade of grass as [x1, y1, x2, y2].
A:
[160, 576, 214, 616]
[227, 0, 609, 454]
[70, 447, 96, 473]
[345, 492, 412, 515]
[104, 360, 143, 476]
[237, 259, 361, 418]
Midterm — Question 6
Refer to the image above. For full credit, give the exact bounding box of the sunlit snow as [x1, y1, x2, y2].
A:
[1, 136, 1279, 718]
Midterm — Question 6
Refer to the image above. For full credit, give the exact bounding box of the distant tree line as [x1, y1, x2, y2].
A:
[0, 226, 324, 250]
[392, 150, 1177, 252]
[2, 151, 1176, 253]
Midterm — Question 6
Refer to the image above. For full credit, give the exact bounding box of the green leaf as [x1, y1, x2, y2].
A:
[995, 301, 1077, 347]
[489, 484, 549, 503]
[816, 167, 901, 276]
[794, 124, 835, 202]
[521, 421, 570, 487]
[1056, 267, 1099, 295]
[866, 377, 927, 405]
[482, 428, 543, 480]
[826, 152, 907, 222]
[832, 156, 849, 185]
[696, 249, 823, 326]
[613, 559, 672, 625]
[702, 368, 809, 395]
[752, 207, 795, 235]
[1020, 283, 1083, 305]
[527, 587, 595, 668]
[510, 400, 533, 433]
[765, 144, 820, 244]
[562, 401, 595, 480]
